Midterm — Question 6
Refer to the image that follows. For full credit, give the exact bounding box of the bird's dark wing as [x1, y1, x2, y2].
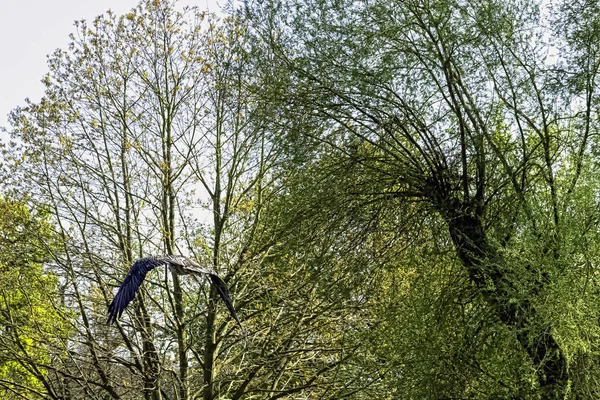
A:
[107, 257, 163, 324]
[207, 273, 242, 328]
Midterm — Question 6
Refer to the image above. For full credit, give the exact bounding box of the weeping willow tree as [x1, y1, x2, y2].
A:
[243, 0, 600, 397]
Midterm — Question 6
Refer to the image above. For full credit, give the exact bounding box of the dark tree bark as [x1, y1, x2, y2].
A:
[433, 193, 567, 398]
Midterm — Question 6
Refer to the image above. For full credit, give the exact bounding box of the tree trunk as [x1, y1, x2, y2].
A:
[440, 202, 567, 397]
[203, 286, 218, 400]
[138, 296, 162, 400]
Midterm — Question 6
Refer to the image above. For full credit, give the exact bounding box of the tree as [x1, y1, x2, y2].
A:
[244, 0, 600, 397]
[8, 1, 260, 398]
[0, 197, 69, 400]
[6, 1, 371, 399]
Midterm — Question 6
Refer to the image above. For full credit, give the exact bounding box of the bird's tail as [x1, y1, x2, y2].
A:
[209, 274, 243, 329]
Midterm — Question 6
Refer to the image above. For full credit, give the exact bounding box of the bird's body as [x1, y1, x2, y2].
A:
[107, 255, 241, 327]
[155, 254, 215, 275]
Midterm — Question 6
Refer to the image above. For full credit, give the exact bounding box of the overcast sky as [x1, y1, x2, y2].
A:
[0, 0, 221, 132]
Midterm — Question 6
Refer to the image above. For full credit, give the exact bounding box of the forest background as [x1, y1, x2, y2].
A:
[1, 0, 600, 398]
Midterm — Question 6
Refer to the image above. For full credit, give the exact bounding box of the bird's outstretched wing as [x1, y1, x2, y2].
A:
[207, 273, 242, 328]
[107, 257, 163, 324]
[107, 255, 242, 328]
[158, 255, 243, 328]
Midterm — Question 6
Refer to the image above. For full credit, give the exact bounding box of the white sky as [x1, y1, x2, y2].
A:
[0, 0, 222, 132]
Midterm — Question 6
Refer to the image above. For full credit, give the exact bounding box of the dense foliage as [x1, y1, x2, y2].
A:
[3, 0, 600, 398]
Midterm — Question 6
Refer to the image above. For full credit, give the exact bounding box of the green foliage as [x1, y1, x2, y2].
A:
[0, 197, 69, 399]
[244, 0, 600, 397]
[6, 0, 600, 398]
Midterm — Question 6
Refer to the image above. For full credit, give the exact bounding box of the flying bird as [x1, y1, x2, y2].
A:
[107, 255, 241, 327]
